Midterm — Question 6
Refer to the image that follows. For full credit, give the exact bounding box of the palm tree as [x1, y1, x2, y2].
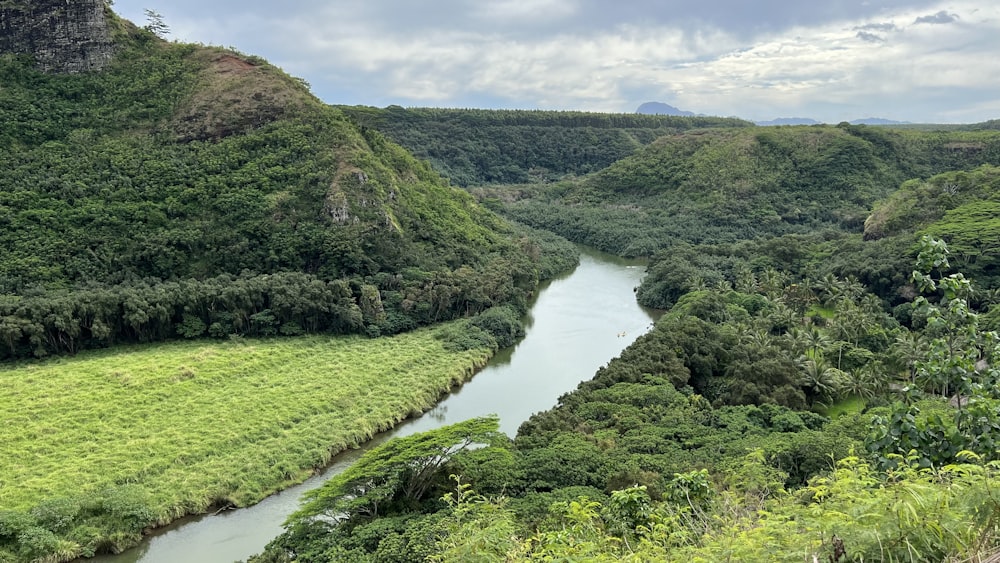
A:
[713, 279, 734, 293]
[766, 301, 801, 334]
[759, 267, 788, 300]
[803, 327, 832, 358]
[797, 355, 846, 403]
[686, 275, 708, 292]
[841, 275, 865, 303]
[890, 331, 927, 384]
[739, 328, 773, 357]
[842, 364, 888, 402]
[735, 267, 758, 294]
[815, 274, 843, 306]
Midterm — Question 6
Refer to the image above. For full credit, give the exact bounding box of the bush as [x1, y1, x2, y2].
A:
[469, 306, 524, 349]
[437, 322, 497, 352]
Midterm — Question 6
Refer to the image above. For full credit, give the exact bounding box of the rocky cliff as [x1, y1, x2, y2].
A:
[0, 0, 114, 73]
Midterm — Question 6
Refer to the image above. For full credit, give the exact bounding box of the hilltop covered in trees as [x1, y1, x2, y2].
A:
[0, 18, 575, 360]
[336, 105, 751, 186]
[252, 110, 1000, 562]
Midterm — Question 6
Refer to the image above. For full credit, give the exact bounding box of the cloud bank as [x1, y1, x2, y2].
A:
[113, 0, 1000, 123]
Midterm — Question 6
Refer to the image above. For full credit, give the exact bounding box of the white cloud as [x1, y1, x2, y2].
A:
[641, 1, 1000, 121]
[471, 0, 578, 23]
[110, 0, 1000, 122]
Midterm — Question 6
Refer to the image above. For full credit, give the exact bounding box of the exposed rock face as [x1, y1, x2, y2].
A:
[0, 0, 114, 73]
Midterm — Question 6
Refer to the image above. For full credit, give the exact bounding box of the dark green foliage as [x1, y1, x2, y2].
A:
[865, 164, 1000, 239]
[265, 418, 504, 563]
[436, 305, 526, 352]
[338, 105, 752, 186]
[0, 273, 365, 358]
[0, 31, 578, 360]
[468, 305, 524, 349]
[500, 126, 1000, 259]
[0, 485, 157, 561]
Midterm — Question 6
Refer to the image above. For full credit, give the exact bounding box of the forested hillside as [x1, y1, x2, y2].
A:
[0, 18, 575, 360]
[458, 123, 1000, 314]
[337, 105, 751, 186]
[496, 124, 1000, 255]
[255, 233, 1000, 562]
[250, 107, 1000, 561]
[8, 4, 1000, 562]
[0, 7, 584, 561]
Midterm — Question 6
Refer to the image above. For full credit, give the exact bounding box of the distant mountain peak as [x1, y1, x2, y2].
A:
[756, 117, 821, 126]
[755, 116, 909, 126]
[636, 101, 695, 117]
[849, 117, 909, 125]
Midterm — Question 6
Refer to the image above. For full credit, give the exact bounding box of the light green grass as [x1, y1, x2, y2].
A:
[819, 395, 866, 418]
[805, 304, 837, 320]
[0, 327, 492, 521]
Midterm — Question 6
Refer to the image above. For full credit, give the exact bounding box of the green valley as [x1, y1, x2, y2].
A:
[253, 94, 1000, 563]
[7, 2, 1000, 563]
[0, 3, 573, 561]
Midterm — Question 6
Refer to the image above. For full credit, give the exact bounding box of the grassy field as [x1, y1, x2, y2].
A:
[818, 395, 867, 419]
[0, 327, 492, 557]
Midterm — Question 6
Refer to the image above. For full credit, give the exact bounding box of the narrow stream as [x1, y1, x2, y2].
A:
[92, 246, 659, 563]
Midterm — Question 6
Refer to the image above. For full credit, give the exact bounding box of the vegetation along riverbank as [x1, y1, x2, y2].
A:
[0, 323, 510, 560]
[9, 2, 1000, 562]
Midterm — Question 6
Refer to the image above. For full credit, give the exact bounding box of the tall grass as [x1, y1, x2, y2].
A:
[0, 326, 491, 559]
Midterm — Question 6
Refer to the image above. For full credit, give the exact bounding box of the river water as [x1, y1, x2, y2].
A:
[92, 246, 658, 563]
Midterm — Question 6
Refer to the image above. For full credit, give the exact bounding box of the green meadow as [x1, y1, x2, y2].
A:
[0, 328, 492, 531]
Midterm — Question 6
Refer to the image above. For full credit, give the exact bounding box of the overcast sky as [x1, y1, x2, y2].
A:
[111, 1, 998, 123]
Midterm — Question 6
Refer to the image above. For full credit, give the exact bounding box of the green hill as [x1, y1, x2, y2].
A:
[496, 124, 1000, 256]
[860, 164, 1000, 287]
[337, 105, 752, 186]
[0, 15, 574, 360]
[253, 122, 1000, 562]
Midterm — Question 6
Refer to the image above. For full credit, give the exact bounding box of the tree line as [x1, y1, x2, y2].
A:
[0, 31, 579, 361]
[337, 106, 751, 186]
[252, 237, 1000, 562]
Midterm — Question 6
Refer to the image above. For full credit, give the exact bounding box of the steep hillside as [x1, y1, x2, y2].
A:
[0, 17, 575, 360]
[500, 124, 1000, 256]
[337, 105, 752, 186]
[864, 164, 1000, 242]
[862, 164, 1000, 285]
[256, 231, 1000, 562]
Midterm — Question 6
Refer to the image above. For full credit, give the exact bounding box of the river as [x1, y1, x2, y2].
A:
[92, 246, 659, 563]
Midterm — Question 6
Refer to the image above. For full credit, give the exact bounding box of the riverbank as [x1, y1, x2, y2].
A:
[90, 246, 658, 563]
[0, 327, 494, 562]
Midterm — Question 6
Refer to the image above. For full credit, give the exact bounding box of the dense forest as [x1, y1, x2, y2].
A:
[254, 234, 1000, 562]
[336, 105, 751, 186]
[0, 17, 576, 361]
[245, 110, 1000, 560]
[7, 4, 1000, 563]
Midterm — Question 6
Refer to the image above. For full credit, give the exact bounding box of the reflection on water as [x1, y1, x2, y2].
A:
[424, 405, 449, 423]
[90, 246, 659, 563]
